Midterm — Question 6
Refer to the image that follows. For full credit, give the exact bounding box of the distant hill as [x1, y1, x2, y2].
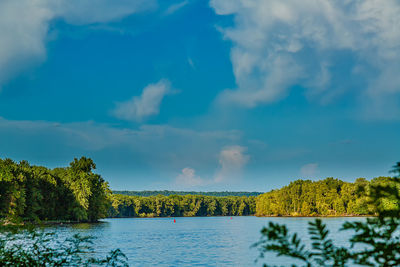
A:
[112, 190, 263, 197]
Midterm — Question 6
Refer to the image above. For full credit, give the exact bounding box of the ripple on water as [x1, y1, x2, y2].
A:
[42, 216, 365, 267]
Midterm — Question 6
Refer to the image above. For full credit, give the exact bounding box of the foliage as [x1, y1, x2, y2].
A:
[253, 161, 400, 267]
[255, 177, 395, 216]
[112, 176, 400, 218]
[113, 190, 263, 197]
[0, 228, 128, 266]
[109, 194, 256, 217]
[0, 157, 111, 223]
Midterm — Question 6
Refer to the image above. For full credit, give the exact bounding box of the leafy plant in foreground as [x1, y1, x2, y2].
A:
[0, 228, 128, 266]
[254, 162, 400, 267]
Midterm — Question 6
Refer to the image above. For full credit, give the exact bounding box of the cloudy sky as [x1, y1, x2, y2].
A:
[1, 0, 399, 191]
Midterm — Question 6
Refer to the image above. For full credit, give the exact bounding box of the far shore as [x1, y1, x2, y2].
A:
[1, 215, 374, 227]
[103, 214, 373, 219]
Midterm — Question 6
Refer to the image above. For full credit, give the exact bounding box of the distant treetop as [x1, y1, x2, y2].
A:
[112, 190, 263, 197]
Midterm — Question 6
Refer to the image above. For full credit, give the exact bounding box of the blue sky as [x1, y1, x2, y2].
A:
[0, 0, 399, 191]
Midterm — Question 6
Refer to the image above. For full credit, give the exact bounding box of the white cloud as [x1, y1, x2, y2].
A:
[210, 0, 400, 116]
[0, 0, 50, 90]
[175, 167, 206, 187]
[164, 1, 188, 15]
[0, 0, 155, 90]
[112, 80, 172, 122]
[214, 145, 249, 182]
[300, 163, 319, 177]
[174, 145, 250, 188]
[0, 116, 242, 170]
[187, 57, 195, 69]
[51, 0, 155, 25]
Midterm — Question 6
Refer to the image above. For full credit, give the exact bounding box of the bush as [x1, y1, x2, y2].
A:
[0, 228, 128, 266]
[253, 162, 400, 267]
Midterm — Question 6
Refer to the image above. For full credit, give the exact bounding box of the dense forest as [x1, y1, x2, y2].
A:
[1, 157, 399, 223]
[0, 157, 110, 223]
[111, 177, 399, 218]
[113, 190, 262, 197]
[255, 162, 400, 267]
[255, 176, 397, 216]
[109, 194, 256, 217]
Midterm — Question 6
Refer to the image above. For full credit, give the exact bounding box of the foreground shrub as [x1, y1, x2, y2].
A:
[0, 229, 128, 266]
[254, 162, 400, 267]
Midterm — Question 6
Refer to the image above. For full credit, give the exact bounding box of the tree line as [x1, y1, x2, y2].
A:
[0, 157, 110, 223]
[254, 162, 400, 267]
[111, 177, 399, 218]
[109, 194, 256, 217]
[255, 176, 397, 216]
[1, 156, 399, 222]
[113, 190, 262, 197]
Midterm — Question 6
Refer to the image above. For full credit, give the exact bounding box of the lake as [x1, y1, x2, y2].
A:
[45, 216, 364, 266]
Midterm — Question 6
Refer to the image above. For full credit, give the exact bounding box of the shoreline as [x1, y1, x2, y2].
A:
[0, 220, 105, 227]
[1, 215, 374, 227]
[105, 214, 373, 219]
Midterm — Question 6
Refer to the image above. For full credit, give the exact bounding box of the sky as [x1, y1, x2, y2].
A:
[0, 0, 399, 192]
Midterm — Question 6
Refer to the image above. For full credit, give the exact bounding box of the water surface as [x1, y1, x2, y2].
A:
[46, 216, 364, 266]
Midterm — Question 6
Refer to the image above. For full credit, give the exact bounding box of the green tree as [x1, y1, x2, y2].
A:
[253, 162, 400, 267]
[0, 228, 128, 266]
[108, 194, 257, 218]
[0, 157, 111, 223]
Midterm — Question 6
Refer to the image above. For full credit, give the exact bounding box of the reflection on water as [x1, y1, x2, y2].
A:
[69, 222, 107, 230]
[39, 217, 364, 267]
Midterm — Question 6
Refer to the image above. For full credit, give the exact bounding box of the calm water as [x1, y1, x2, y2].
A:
[44, 216, 364, 266]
